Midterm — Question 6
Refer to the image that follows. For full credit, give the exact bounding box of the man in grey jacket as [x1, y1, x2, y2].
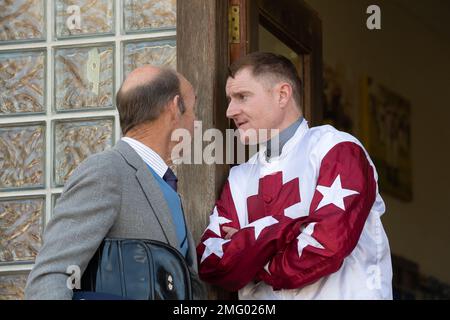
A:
[25, 66, 205, 299]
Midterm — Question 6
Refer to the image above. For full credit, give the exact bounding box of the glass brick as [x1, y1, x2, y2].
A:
[123, 39, 176, 78]
[51, 193, 61, 217]
[0, 51, 45, 116]
[0, 0, 45, 43]
[0, 197, 44, 264]
[55, 0, 114, 38]
[0, 123, 45, 190]
[54, 118, 114, 186]
[54, 45, 114, 112]
[124, 0, 176, 33]
[0, 272, 29, 300]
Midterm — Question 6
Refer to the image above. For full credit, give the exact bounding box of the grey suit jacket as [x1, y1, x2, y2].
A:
[25, 141, 205, 300]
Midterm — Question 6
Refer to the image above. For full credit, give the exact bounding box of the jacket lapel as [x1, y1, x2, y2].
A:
[115, 140, 178, 248]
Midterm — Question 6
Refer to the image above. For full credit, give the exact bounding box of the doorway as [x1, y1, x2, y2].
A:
[230, 0, 323, 125]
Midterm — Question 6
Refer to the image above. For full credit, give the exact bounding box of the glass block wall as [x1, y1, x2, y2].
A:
[0, 0, 176, 299]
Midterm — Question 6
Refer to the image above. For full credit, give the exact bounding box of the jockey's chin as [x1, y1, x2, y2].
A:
[238, 128, 272, 146]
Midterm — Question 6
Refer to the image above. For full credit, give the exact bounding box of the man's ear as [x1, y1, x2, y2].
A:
[167, 95, 181, 122]
[278, 83, 293, 108]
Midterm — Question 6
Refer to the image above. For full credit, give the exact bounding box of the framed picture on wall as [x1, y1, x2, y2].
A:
[361, 77, 413, 201]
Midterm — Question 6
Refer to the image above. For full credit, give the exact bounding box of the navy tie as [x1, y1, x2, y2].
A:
[163, 168, 178, 192]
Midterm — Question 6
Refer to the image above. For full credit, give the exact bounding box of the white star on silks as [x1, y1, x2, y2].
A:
[201, 237, 231, 263]
[242, 216, 278, 240]
[263, 262, 272, 275]
[205, 207, 232, 236]
[315, 175, 359, 211]
[297, 223, 325, 258]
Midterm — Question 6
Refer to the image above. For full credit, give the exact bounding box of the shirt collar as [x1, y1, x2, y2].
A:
[121, 137, 168, 178]
[266, 117, 304, 159]
[256, 118, 309, 165]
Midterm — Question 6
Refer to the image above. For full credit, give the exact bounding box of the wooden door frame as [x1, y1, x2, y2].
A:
[247, 0, 323, 125]
[176, 0, 232, 299]
[176, 0, 230, 241]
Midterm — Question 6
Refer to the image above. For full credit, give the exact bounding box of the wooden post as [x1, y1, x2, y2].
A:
[176, 0, 232, 299]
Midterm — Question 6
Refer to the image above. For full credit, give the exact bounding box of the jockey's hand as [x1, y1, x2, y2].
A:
[222, 226, 239, 239]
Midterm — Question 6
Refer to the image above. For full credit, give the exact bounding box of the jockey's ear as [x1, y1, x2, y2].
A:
[276, 82, 293, 109]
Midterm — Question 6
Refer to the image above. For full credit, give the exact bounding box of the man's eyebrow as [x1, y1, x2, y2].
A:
[229, 90, 252, 97]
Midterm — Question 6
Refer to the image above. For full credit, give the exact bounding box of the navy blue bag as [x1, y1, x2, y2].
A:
[73, 238, 193, 300]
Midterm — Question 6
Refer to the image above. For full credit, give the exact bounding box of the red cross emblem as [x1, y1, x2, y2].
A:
[246, 171, 301, 223]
